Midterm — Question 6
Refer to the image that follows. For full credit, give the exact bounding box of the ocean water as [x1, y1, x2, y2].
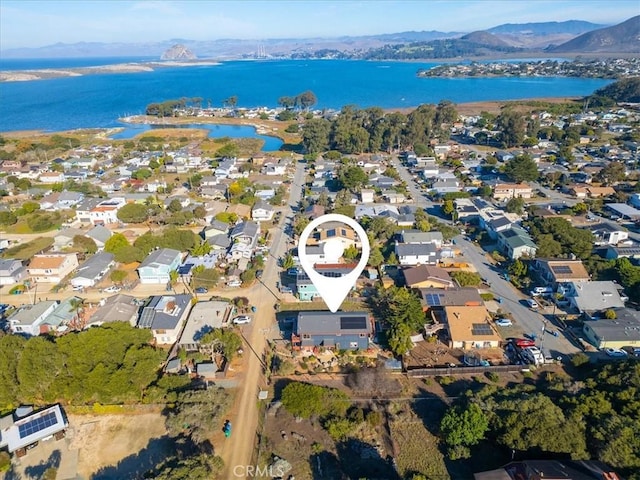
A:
[0, 59, 612, 133]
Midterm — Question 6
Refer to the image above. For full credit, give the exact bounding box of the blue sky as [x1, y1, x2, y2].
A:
[1, 0, 638, 49]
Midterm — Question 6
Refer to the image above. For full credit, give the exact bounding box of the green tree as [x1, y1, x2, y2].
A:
[440, 403, 489, 449]
[73, 235, 97, 254]
[442, 199, 455, 217]
[0, 211, 17, 226]
[114, 245, 145, 264]
[152, 454, 224, 480]
[0, 335, 27, 409]
[167, 199, 183, 213]
[117, 203, 150, 224]
[504, 155, 539, 182]
[387, 322, 413, 356]
[508, 259, 527, 278]
[110, 269, 128, 284]
[192, 205, 207, 219]
[166, 388, 232, 445]
[281, 253, 295, 270]
[368, 247, 384, 268]
[200, 328, 242, 361]
[497, 109, 526, 147]
[450, 271, 482, 287]
[302, 118, 331, 154]
[338, 165, 368, 191]
[281, 382, 350, 419]
[505, 197, 525, 215]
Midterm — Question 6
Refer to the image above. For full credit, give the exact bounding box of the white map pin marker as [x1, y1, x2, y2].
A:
[298, 213, 370, 313]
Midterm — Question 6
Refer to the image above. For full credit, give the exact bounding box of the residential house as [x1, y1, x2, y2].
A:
[568, 185, 589, 199]
[137, 294, 192, 345]
[70, 252, 115, 288]
[43, 296, 85, 332]
[230, 221, 260, 248]
[251, 200, 275, 222]
[200, 184, 227, 200]
[605, 203, 640, 221]
[431, 177, 461, 195]
[604, 245, 640, 260]
[263, 163, 286, 175]
[295, 264, 358, 301]
[178, 300, 231, 351]
[403, 265, 454, 289]
[587, 186, 616, 198]
[38, 172, 65, 183]
[292, 311, 372, 351]
[630, 193, 640, 209]
[493, 183, 533, 201]
[474, 460, 621, 480]
[164, 196, 191, 210]
[207, 234, 232, 252]
[7, 301, 58, 336]
[383, 191, 407, 204]
[178, 253, 220, 278]
[85, 294, 139, 328]
[419, 287, 483, 309]
[583, 307, 640, 349]
[395, 243, 439, 266]
[53, 228, 85, 251]
[214, 158, 237, 180]
[56, 191, 84, 209]
[28, 253, 79, 283]
[454, 198, 481, 223]
[360, 189, 375, 204]
[0, 259, 27, 286]
[303, 204, 326, 220]
[295, 271, 321, 301]
[312, 224, 358, 249]
[560, 281, 626, 318]
[255, 188, 276, 201]
[443, 305, 501, 349]
[200, 176, 219, 188]
[399, 230, 444, 248]
[137, 248, 182, 284]
[227, 242, 254, 260]
[84, 225, 113, 250]
[589, 223, 629, 246]
[354, 204, 399, 220]
[368, 175, 397, 189]
[0, 405, 69, 454]
[203, 220, 230, 239]
[531, 258, 590, 287]
[89, 197, 126, 226]
[496, 225, 537, 260]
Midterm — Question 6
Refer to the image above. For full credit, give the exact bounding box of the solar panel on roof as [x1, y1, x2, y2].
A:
[138, 308, 155, 328]
[551, 265, 572, 274]
[18, 411, 57, 439]
[340, 316, 367, 330]
[425, 293, 442, 306]
[471, 323, 494, 336]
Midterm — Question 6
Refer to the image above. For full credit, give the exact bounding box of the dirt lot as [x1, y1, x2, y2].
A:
[5, 413, 172, 480]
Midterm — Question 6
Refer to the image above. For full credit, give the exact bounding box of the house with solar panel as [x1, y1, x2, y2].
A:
[0, 404, 68, 456]
[531, 259, 590, 288]
[442, 305, 501, 349]
[291, 311, 373, 351]
[137, 294, 192, 345]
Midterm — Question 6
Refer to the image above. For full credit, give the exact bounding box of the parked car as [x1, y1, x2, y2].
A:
[530, 286, 553, 296]
[194, 287, 208, 294]
[255, 270, 263, 280]
[508, 338, 536, 348]
[232, 315, 252, 325]
[104, 286, 121, 293]
[604, 348, 627, 358]
[495, 318, 513, 327]
[622, 346, 640, 357]
[227, 279, 242, 288]
[526, 298, 539, 309]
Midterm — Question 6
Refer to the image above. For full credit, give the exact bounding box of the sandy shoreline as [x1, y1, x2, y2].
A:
[0, 60, 221, 82]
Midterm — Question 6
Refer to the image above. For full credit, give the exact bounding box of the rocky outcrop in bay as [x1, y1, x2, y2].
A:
[161, 44, 197, 60]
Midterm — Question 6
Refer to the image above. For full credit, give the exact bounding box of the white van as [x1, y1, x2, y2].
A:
[526, 298, 539, 309]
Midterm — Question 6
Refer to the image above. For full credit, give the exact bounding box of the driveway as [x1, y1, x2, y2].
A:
[455, 236, 580, 358]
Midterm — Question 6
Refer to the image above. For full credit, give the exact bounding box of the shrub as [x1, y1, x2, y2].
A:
[486, 372, 500, 383]
[571, 352, 590, 367]
[324, 417, 357, 441]
[366, 410, 383, 427]
[438, 376, 455, 386]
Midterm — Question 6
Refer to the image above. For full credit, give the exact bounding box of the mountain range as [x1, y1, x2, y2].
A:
[1, 17, 637, 59]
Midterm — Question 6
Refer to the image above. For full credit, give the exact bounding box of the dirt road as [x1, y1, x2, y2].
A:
[219, 160, 304, 478]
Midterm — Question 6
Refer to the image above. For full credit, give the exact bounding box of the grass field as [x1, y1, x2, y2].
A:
[390, 417, 450, 479]
[1, 237, 53, 259]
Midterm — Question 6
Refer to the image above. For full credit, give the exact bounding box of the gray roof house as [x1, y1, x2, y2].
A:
[137, 294, 192, 345]
[582, 307, 640, 349]
[560, 281, 626, 318]
[0, 404, 68, 454]
[203, 220, 229, 239]
[137, 248, 182, 284]
[86, 294, 139, 328]
[230, 221, 260, 246]
[293, 311, 372, 351]
[70, 252, 115, 288]
[85, 225, 113, 248]
[0, 259, 27, 286]
[399, 230, 444, 248]
[53, 228, 85, 251]
[8, 301, 58, 336]
[207, 234, 232, 251]
[44, 296, 84, 331]
[395, 243, 439, 266]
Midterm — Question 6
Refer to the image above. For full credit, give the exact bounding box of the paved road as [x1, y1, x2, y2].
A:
[454, 235, 579, 358]
[220, 157, 304, 478]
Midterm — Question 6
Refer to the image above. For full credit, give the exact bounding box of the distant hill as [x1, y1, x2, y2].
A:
[160, 44, 196, 60]
[592, 77, 640, 103]
[488, 20, 605, 35]
[549, 16, 640, 53]
[461, 31, 510, 48]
